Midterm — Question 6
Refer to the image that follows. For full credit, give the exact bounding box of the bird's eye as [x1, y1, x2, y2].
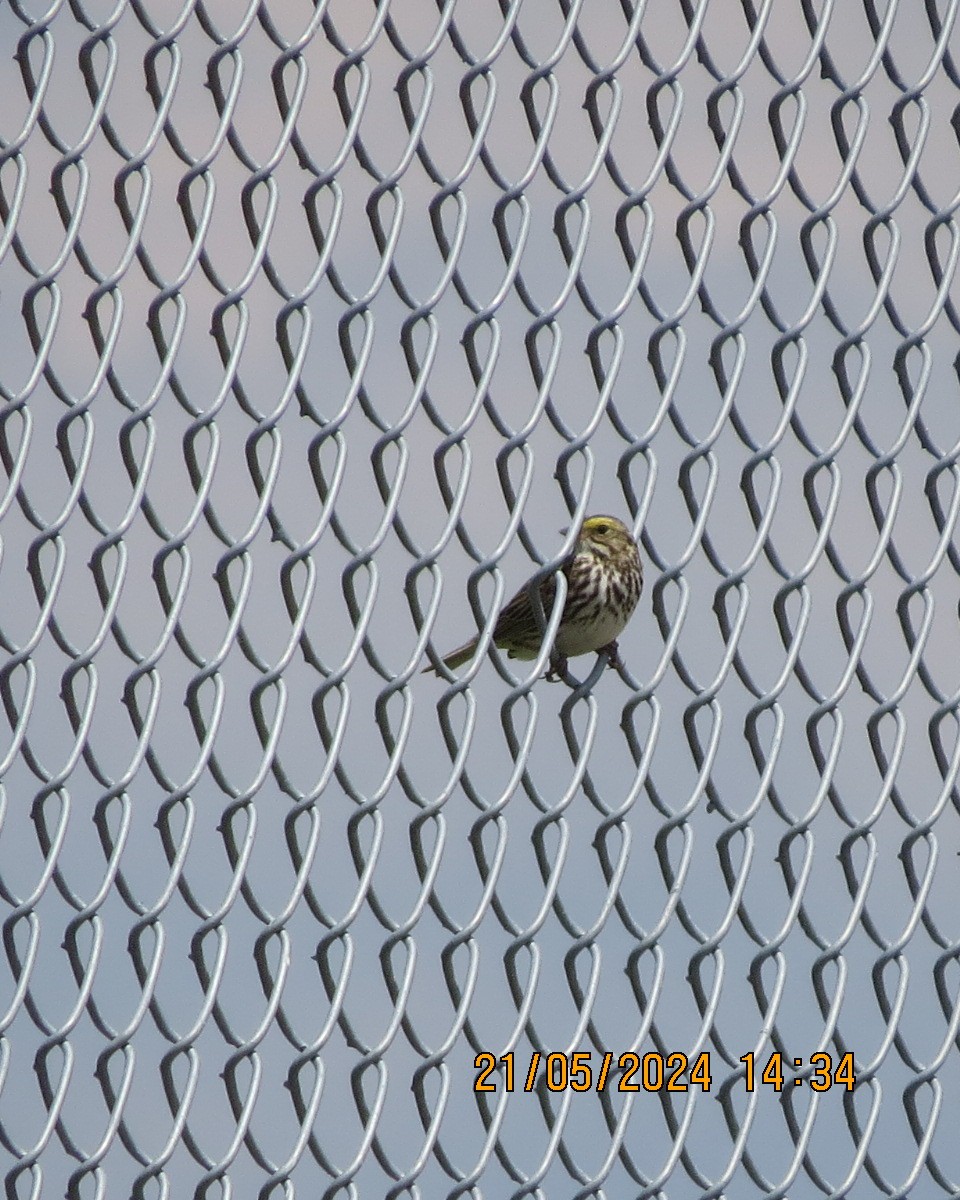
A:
[595, 522, 609, 535]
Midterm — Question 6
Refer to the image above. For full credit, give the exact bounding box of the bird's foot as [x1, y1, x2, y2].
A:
[546, 652, 568, 682]
[601, 641, 622, 670]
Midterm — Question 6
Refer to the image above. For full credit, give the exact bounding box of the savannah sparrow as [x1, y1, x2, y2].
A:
[425, 515, 642, 678]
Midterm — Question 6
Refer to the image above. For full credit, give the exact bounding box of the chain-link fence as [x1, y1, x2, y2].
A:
[3, 0, 960, 1196]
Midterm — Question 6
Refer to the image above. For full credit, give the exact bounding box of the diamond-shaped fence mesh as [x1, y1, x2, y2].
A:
[2, 0, 960, 1196]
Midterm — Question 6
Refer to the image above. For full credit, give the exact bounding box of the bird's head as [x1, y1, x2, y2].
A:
[576, 515, 635, 561]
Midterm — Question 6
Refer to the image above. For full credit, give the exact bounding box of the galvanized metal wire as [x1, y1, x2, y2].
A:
[2, 0, 960, 1196]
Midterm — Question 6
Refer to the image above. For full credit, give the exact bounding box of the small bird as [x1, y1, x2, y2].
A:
[425, 515, 642, 678]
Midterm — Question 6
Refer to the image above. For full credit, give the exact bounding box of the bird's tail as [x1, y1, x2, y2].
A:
[422, 639, 478, 674]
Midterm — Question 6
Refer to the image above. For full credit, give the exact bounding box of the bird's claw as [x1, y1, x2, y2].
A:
[546, 643, 623, 683]
[546, 652, 568, 682]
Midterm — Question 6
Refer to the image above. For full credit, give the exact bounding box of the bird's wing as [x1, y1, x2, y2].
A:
[491, 557, 570, 645]
[425, 554, 574, 673]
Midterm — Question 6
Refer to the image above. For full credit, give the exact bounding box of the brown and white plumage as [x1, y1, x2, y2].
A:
[425, 515, 642, 677]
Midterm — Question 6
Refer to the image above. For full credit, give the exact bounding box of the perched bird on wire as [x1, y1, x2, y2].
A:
[424, 515, 642, 679]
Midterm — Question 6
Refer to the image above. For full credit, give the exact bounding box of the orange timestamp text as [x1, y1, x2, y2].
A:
[473, 1050, 856, 1093]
